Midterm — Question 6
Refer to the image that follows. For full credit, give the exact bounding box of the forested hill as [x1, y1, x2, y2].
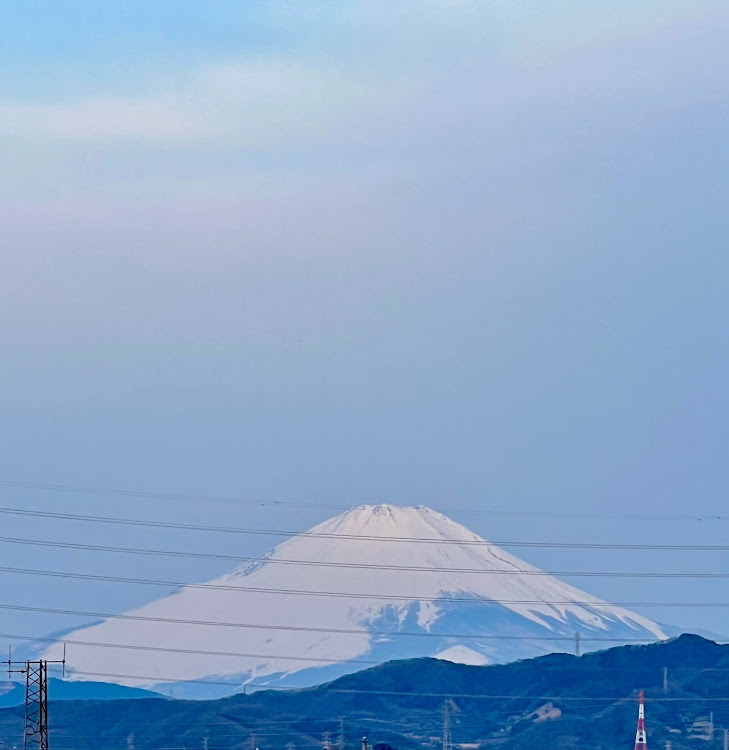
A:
[1, 634, 728, 750]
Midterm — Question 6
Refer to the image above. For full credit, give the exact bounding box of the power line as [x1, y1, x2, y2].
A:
[32, 710, 720, 737]
[0, 602, 672, 648]
[2, 505, 729, 550]
[0, 565, 727, 606]
[0, 606, 670, 644]
[30, 745, 648, 750]
[48, 710, 687, 728]
[2, 479, 726, 521]
[0, 480, 335, 510]
[1, 534, 727, 577]
[6, 626, 727, 673]
[30, 747, 649, 750]
[37, 717, 669, 739]
[42, 708, 621, 730]
[13, 708, 620, 733]
[0, 630, 380, 666]
[1, 606, 727, 653]
[35, 746, 654, 750]
[33, 666, 729, 701]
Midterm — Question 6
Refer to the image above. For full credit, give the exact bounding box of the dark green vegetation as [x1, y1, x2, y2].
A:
[1, 635, 728, 750]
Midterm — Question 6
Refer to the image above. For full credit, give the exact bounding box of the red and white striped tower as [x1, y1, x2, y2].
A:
[634, 690, 648, 750]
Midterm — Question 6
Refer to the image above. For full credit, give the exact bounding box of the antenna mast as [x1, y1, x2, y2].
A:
[634, 690, 648, 750]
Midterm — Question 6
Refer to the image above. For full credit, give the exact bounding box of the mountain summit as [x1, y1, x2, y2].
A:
[44, 504, 668, 697]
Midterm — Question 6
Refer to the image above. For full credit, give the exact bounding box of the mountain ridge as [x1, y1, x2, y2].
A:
[4, 635, 728, 750]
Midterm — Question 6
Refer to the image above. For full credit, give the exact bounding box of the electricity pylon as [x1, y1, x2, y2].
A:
[442, 699, 459, 750]
[6, 645, 66, 750]
[337, 717, 345, 750]
[442, 700, 452, 750]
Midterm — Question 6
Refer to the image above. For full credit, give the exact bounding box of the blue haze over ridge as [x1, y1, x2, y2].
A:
[152, 603, 685, 699]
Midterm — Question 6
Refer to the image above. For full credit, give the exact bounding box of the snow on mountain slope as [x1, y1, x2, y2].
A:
[43, 505, 668, 696]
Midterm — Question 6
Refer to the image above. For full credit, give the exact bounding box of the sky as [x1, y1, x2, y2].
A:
[1, 0, 729, 644]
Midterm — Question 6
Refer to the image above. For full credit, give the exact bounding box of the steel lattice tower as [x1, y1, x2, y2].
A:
[23, 661, 49, 750]
[6, 647, 65, 750]
[337, 716, 345, 750]
[442, 700, 454, 750]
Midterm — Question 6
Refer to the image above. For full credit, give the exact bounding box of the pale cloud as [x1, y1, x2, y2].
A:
[0, 0, 719, 150]
[1, 0, 729, 647]
[0, 97, 208, 141]
[0, 61, 402, 149]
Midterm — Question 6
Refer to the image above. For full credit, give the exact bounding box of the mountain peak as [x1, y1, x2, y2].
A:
[43, 503, 670, 697]
[311, 503, 481, 543]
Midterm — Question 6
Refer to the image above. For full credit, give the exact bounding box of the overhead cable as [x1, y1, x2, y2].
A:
[1, 478, 725, 521]
[1, 506, 728, 550]
[1, 535, 727, 577]
[0, 565, 727, 606]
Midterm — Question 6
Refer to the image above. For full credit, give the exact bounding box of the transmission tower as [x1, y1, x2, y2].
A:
[6, 645, 66, 750]
[442, 704, 452, 750]
[337, 717, 345, 750]
[442, 699, 456, 750]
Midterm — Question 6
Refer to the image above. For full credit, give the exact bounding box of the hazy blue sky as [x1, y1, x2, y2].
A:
[1, 1, 728, 642]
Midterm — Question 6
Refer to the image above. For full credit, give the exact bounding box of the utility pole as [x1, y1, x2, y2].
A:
[574, 632, 581, 657]
[323, 732, 331, 750]
[722, 727, 728, 750]
[663, 667, 668, 694]
[6, 646, 66, 750]
[709, 712, 714, 742]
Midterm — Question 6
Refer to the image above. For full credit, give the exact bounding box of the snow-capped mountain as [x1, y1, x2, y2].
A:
[43, 504, 668, 697]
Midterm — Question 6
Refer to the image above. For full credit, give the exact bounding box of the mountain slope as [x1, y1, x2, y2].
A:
[42, 504, 668, 696]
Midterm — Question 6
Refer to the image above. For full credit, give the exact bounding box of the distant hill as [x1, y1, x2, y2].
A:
[2, 634, 729, 750]
[0, 679, 162, 709]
